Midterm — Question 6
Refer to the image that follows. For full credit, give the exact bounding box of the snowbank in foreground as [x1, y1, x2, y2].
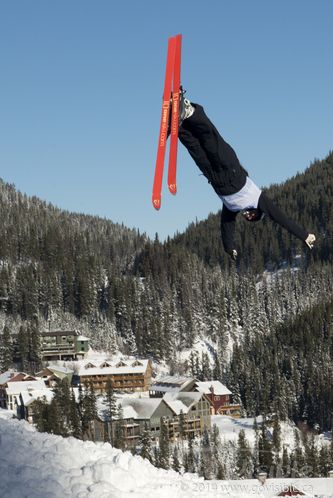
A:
[0, 410, 332, 498]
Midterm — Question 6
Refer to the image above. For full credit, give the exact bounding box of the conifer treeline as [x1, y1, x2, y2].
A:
[0, 153, 333, 430]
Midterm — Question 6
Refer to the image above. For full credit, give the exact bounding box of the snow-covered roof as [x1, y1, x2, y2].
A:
[48, 365, 74, 375]
[36, 365, 74, 376]
[120, 398, 162, 419]
[164, 391, 205, 409]
[164, 399, 189, 415]
[78, 358, 150, 377]
[150, 375, 194, 392]
[20, 389, 54, 407]
[76, 335, 90, 341]
[195, 380, 232, 396]
[0, 370, 17, 385]
[6, 380, 47, 395]
[20, 387, 80, 407]
[6, 372, 37, 383]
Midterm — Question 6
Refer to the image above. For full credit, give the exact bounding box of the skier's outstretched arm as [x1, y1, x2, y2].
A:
[221, 205, 238, 259]
[258, 192, 308, 241]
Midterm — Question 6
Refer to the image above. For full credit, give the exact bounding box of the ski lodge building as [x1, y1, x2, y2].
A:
[77, 358, 153, 393]
[149, 376, 241, 417]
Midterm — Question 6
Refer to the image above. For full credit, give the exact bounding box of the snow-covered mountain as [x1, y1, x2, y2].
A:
[1, 410, 332, 498]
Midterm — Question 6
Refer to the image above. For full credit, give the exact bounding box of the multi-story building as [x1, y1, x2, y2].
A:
[149, 375, 241, 417]
[94, 390, 211, 447]
[0, 371, 39, 409]
[78, 358, 152, 393]
[41, 330, 90, 361]
[0, 370, 17, 408]
[5, 379, 47, 413]
[193, 380, 241, 417]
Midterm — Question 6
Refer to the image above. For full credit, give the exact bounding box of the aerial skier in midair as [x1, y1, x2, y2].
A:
[176, 92, 316, 260]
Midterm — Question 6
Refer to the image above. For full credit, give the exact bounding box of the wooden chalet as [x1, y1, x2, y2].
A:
[78, 358, 152, 393]
[193, 380, 241, 417]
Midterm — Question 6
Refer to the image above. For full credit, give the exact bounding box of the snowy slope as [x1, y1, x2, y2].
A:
[212, 415, 297, 451]
[1, 410, 332, 498]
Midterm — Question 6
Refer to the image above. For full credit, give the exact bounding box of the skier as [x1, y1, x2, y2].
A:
[176, 93, 316, 260]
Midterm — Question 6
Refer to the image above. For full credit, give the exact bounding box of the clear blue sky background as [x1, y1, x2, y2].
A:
[0, 1, 332, 240]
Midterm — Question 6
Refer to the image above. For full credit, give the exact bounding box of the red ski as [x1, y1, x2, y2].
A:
[152, 34, 182, 210]
[168, 34, 182, 195]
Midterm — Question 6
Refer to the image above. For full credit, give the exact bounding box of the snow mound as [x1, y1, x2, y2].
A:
[0, 411, 202, 498]
[0, 410, 332, 498]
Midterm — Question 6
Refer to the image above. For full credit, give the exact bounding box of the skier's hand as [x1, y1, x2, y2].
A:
[229, 249, 238, 261]
[305, 234, 316, 249]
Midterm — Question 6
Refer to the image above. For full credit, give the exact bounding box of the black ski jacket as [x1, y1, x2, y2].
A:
[178, 103, 308, 255]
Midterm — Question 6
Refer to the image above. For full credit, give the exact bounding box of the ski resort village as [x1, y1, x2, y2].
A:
[1, 328, 333, 497]
[0, 329, 241, 447]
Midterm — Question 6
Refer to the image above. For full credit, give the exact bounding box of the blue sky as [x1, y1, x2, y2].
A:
[0, 1, 332, 240]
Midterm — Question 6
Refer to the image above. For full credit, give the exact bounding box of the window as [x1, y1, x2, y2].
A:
[116, 361, 127, 368]
[214, 396, 220, 401]
[131, 360, 143, 367]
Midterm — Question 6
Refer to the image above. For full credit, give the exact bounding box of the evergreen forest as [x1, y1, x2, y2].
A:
[0, 151, 333, 432]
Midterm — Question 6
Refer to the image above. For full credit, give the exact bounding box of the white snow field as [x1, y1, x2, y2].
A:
[0, 410, 332, 498]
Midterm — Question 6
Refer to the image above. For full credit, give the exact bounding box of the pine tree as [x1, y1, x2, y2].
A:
[139, 422, 153, 463]
[258, 421, 273, 475]
[185, 435, 196, 474]
[200, 352, 211, 381]
[0, 324, 13, 370]
[102, 379, 117, 444]
[272, 417, 281, 453]
[79, 382, 97, 441]
[28, 317, 42, 372]
[199, 428, 213, 479]
[48, 398, 65, 436]
[318, 444, 330, 477]
[178, 410, 186, 440]
[272, 416, 282, 477]
[69, 389, 81, 439]
[282, 446, 290, 477]
[291, 429, 305, 477]
[17, 324, 29, 371]
[113, 406, 125, 449]
[304, 434, 319, 477]
[158, 418, 170, 469]
[216, 461, 226, 480]
[172, 445, 181, 473]
[32, 397, 51, 433]
[211, 424, 223, 478]
[252, 418, 260, 473]
[236, 429, 253, 478]
[52, 377, 72, 428]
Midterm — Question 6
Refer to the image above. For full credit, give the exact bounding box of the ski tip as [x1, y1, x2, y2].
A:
[152, 198, 161, 210]
[168, 184, 177, 195]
